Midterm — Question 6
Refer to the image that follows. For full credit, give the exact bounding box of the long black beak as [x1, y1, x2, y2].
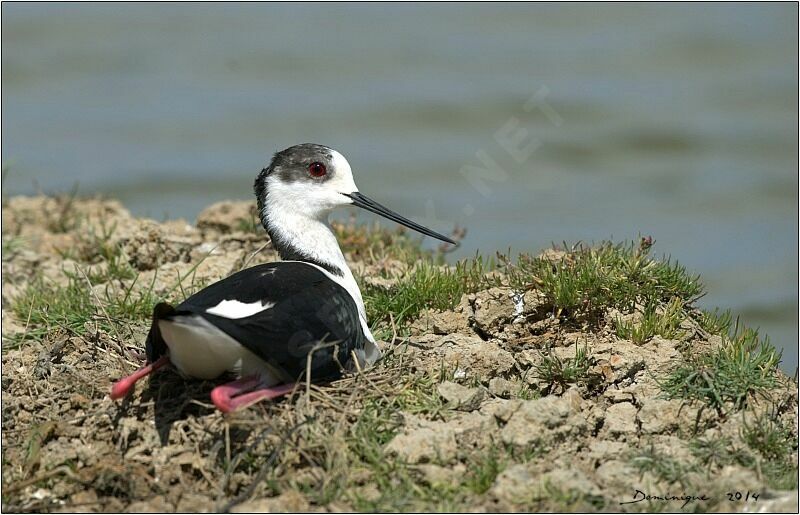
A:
[344, 192, 456, 245]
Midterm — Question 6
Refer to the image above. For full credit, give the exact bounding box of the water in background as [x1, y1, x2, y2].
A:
[2, 3, 797, 370]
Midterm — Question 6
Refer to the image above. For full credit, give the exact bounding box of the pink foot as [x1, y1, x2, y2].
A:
[210, 376, 297, 413]
[110, 355, 170, 400]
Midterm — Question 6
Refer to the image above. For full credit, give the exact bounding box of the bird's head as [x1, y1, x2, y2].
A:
[255, 143, 456, 244]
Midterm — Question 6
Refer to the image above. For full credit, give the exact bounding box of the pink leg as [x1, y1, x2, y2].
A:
[210, 376, 297, 413]
[110, 355, 170, 400]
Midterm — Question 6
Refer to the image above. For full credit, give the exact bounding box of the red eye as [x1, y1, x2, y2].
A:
[308, 162, 327, 177]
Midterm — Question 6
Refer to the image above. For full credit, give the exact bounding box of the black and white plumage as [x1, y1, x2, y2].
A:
[146, 262, 369, 383]
[111, 143, 455, 412]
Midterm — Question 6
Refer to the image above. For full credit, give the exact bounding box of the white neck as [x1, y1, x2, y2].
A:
[268, 208, 349, 274]
[262, 197, 369, 334]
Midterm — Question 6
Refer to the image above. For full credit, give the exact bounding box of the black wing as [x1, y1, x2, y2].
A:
[147, 261, 365, 381]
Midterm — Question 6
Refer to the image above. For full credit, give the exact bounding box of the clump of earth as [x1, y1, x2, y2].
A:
[1, 196, 797, 512]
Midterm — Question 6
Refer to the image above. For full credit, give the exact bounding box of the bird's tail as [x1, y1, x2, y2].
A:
[145, 302, 176, 363]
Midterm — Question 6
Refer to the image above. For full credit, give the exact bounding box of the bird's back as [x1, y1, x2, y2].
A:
[146, 261, 366, 382]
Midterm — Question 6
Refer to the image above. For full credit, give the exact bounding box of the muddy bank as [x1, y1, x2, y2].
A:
[1, 195, 797, 512]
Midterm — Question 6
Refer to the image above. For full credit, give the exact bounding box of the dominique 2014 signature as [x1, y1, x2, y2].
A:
[620, 489, 760, 508]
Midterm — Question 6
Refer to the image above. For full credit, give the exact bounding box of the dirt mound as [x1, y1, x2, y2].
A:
[2, 196, 797, 512]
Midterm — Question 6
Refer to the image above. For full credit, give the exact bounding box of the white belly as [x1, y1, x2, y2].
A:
[158, 315, 286, 385]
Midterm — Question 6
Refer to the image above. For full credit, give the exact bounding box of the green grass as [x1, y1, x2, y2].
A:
[740, 411, 798, 490]
[344, 394, 463, 511]
[660, 325, 781, 412]
[2, 235, 26, 257]
[689, 414, 798, 491]
[7, 270, 157, 348]
[7, 254, 211, 349]
[364, 257, 488, 330]
[283, 230, 784, 421]
[533, 342, 594, 393]
[10, 274, 95, 344]
[629, 444, 700, 488]
[236, 349, 578, 511]
[55, 220, 139, 284]
[258, 372, 464, 511]
[287, 376, 573, 511]
[759, 459, 798, 491]
[615, 297, 686, 344]
[352, 237, 706, 349]
[235, 212, 262, 234]
[463, 445, 505, 495]
[690, 436, 755, 469]
[496, 240, 702, 326]
[43, 185, 84, 234]
[698, 308, 734, 336]
[79, 221, 137, 282]
[741, 410, 795, 462]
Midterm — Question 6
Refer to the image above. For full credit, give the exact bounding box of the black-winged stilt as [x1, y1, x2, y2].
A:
[110, 143, 456, 412]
